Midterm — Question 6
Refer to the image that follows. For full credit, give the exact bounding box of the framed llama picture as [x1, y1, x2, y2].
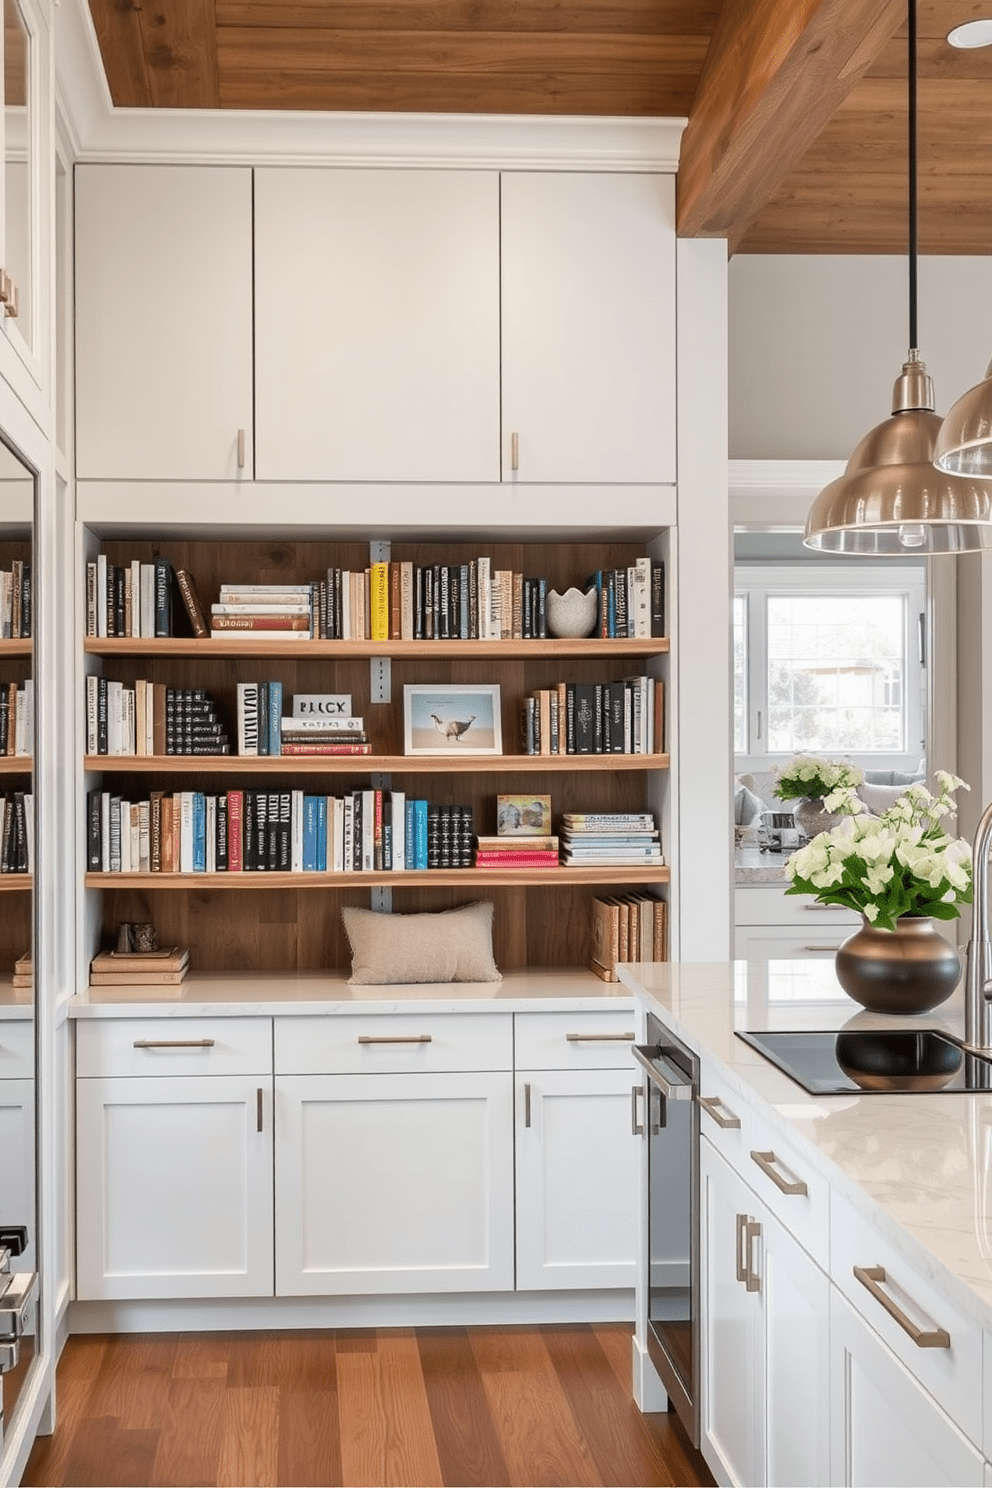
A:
[403, 684, 502, 756]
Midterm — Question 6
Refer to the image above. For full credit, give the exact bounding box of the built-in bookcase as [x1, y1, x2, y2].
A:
[0, 532, 32, 974]
[80, 534, 670, 976]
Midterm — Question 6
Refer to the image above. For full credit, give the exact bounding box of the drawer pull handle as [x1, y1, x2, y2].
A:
[357, 1034, 432, 1045]
[853, 1265, 951, 1349]
[750, 1149, 808, 1196]
[237, 428, 246, 468]
[524, 1081, 532, 1128]
[699, 1094, 741, 1129]
[510, 431, 519, 471]
[735, 1212, 748, 1284]
[256, 1087, 263, 1133]
[565, 1032, 635, 1042]
[132, 1039, 216, 1050]
[802, 944, 843, 952]
[744, 1218, 761, 1292]
[631, 1084, 644, 1136]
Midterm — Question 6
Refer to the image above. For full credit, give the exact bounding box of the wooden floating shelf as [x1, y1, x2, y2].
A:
[0, 756, 31, 774]
[0, 874, 31, 891]
[0, 640, 31, 657]
[84, 636, 670, 660]
[85, 865, 670, 890]
[84, 753, 669, 775]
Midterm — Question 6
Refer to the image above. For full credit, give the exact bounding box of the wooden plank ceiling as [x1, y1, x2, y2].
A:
[86, 0, 992, 256]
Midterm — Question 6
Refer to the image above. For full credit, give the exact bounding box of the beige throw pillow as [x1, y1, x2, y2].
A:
[341, 900, 501, 985]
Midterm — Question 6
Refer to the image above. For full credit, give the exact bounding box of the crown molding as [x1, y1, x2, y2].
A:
[54, 0, 685, 171]
[729, 459, 844, 529]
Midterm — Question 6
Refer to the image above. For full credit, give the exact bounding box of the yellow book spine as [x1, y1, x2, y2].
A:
[370, 561, 389, 641]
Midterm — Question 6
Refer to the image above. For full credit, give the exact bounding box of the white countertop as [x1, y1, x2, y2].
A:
[618, 958, 992, 1334]
[734, 845, 789, 885]
[0, 983, 33, 1019]
[69, 967, 635, 1018]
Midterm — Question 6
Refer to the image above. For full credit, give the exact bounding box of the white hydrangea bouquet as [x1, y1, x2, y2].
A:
[784, 771, 973, 932]
[774, 754, 864, 806]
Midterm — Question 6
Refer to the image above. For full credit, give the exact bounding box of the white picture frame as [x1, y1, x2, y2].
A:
[403, 683, 502, 756]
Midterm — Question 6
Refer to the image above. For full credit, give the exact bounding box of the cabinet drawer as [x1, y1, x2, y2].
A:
[514, 1009, 637, 1070]
[735, 883, 860, 928]
[831, 1192, 983, 1449]
[734, 925, 851, 960]
[0, 1020, 33, 1078]
[742, 1109, 829, 1270]
[697, 1059, 749, 1169]
[75, 1018, 272, 1078]
[275, 1013, 512, 1075]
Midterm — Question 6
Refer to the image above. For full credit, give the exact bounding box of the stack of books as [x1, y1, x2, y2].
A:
[0, 559, 31, 638]
[281, 693, 370, 756]
[89, 946, 189, 987]
[589, 894, 668, 982]
[560, 812, 664, 867]
[210, 583, 314, 639]
[0, 680, 33, 756]
[85, 555, 173, 638]
[0, 791, 32, 873]
[474, 833, 559, 869]
[12, 952, 31, 989]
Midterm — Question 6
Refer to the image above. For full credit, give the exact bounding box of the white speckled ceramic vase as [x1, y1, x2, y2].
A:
[546, 586, 598, 638]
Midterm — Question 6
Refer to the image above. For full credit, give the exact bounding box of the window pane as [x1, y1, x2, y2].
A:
[766, 594, 905, 753]
[733, 594, 747, 752]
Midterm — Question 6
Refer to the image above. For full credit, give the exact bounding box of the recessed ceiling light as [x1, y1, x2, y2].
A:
[947, 18, 992, 47]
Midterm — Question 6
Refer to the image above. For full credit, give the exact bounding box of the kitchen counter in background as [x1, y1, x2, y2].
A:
[734, 844, 789, 884]
[619, 958, 992, 1333]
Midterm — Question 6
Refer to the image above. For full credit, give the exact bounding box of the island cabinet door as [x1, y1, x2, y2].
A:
[514, 1068, 638, 1291]
[274, 1071, 514, 1296]
[829, 1289, 984, 1487]
[75, 1075, 275, 1300]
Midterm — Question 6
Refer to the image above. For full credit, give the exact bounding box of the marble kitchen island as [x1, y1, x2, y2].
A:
[620, 957, 992, 1488]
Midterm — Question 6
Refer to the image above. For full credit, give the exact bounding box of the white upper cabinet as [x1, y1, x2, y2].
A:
[253, 167, 500, 483]
[74, 165, 254, 480]
[500, 172, 676, 485]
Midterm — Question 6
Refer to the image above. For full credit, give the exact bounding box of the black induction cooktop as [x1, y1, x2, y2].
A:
[736, 1028, 992, 1095]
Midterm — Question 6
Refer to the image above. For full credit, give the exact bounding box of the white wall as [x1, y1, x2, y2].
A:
[729, 256, 992, 461]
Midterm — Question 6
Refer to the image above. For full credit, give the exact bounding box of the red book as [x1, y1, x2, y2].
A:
[227, 789, 243, 870]
[279, 742, 373, 756]
[474, 850, 560, 866]
[210, 614, 310, 632]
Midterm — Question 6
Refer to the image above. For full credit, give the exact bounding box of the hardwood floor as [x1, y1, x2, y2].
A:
[22, 1325, 714, 1488]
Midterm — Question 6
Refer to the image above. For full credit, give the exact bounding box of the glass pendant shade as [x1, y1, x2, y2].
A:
[933, 359, 992, 477]
[804, 355, 992, 554]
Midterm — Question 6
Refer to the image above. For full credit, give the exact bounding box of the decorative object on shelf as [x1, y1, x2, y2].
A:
[774, 755, 864, 837]
[497, 794, 552, 835]
[785, 771, 972, 1014]
[546, 586, 597, 638]
[341, 900, 501, 985]
[403, 683, 502, 756]
[803, 0, 992, 555]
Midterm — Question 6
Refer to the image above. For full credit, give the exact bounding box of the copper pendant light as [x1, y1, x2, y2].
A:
[804, 0, 992, 555]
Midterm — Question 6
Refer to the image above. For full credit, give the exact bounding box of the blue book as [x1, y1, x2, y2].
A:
[192, 791, 206, 871]
[268, 680, 283, 757]
[316, 795, 328, 872]
[302, 794, 318, 871]
[413, 799, 429, 870]
[405, 797, 416, 871]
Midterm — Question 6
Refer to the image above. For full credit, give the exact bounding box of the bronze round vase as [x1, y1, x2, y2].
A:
[834, 915, 963, 1015]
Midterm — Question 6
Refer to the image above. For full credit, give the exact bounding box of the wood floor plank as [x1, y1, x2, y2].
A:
[589, 1322, 635, 1393]
[336, 1349, 389, 1487]
[276, 1388, 343, 1487]
[61, 1415, 160, 1488]
[171, 1333, 231, 1380]
[216, 1384, 280, 1487]
[469, 1327, 600, 1487]
[84, 1334, 181, 1430]
[20, 1372, 100, 1487]
[149, 1377, 227, 1487]
[417, 1326, 510, 1488]
[374, 1329, 444, 1487]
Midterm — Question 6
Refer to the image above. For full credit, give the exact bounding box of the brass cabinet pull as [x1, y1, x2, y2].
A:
[735, 1212, 748, 1284]
[237, 428, 246, 468]
[510, 431, 519, 471]
[699, 1094, 741, 1130]
[744, 1218, 761, 1292]
[132, 1038, 216, 1050]
[256, 1088, 264, 1133]
[750, 1148, 808, 1196]
[630, 1084, 644, 1136]
[853, 1265, 951, 1349]
[802, 944, 843, 952]
[357, 1034, 432, 1045]
[565, 1031, 635, 1042]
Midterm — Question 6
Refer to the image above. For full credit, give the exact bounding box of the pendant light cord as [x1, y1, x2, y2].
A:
[908, 0, 918, 353]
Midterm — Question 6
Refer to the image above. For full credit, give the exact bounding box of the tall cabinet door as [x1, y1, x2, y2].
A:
[74, 165, 254, 480]
[515, 1068, 638, 1290]
[500, 172, 676, 484]
[275, 1071, 514, 1295]
[253, 168, 501, 482]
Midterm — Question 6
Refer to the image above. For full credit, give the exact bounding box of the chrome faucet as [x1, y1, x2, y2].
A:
[965, 799, 992, 1051]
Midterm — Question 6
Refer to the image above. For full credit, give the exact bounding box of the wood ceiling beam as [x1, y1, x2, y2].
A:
[677, 0, 906, 253]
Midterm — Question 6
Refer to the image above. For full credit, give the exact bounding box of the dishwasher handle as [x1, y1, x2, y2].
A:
[632, 1043, 694, 1101]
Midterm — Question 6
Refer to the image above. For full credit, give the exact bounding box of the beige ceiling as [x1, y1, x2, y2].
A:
[86, 0, 992, 255]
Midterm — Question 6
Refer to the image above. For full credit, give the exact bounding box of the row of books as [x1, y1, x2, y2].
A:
[560, 813, 664, 868]
[0, 680, 32, 756]
[586, 561, 665, 639]
[236, 683, 369, 756]
[85, 680, 229, 756]
[85, 556, 175, 638]
[84, 788, 476, 874]
[521, 677, 663, 756]
[589, 893, 668, 982]
[0, 561, 31, 639]
[0, 791, 32, 873]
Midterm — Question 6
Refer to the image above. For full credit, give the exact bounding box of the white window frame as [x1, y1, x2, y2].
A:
[735, 564, 926, 776]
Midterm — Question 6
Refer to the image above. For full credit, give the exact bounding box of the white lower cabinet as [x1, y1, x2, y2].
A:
[75, 1018, 274, 1300]
[274, 1069, 514, 1295]
[700, 1134, 830, 1487]
[830, 1289, 983, 1487]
